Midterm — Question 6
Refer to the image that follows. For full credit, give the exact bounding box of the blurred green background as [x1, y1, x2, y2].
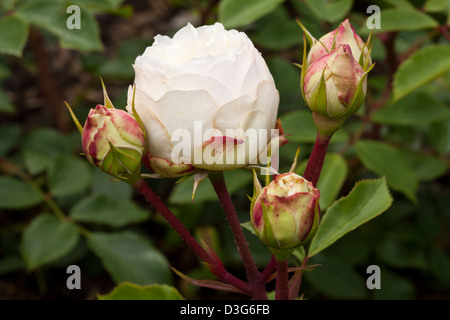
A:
[0, 0, 449, 300]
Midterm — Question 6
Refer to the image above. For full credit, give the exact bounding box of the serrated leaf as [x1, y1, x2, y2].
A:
[0, 176, 42, 209]
[355, 140, 418, 202]
[48, 154, 92, 197]
[70, 194, 149, 227]
[98, 282, 184, 300]
[218, 0, 285, 28]
[0, 15, 28, 56]
[308, 178, 392, 257]
[21, 214, 79, 270]
[393, 45, 450, 101]
[87, 231, 172, 285]
[16, 0, 102, 52]
[296, 153, 348, 210]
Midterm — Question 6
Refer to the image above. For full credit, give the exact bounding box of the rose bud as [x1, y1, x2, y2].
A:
[250, 172, 320, 260]
[303, 44, 370, 123]
[82, 104, 146, 178]
[307, 19, 372, 67]
[127, 22, 279, 176]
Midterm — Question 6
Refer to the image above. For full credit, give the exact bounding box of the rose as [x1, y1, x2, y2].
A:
[127, 22, 279, 177]
[307, 19, 372, 67]
[82, 104, 146, 178]
[303, 44, 367, 120]
[250, 172, 320, 259]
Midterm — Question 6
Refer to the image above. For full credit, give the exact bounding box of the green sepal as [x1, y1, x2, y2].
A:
[130, 84, 147, 152]
[249, 169, 262, 232]
[307, 66, 328, 115]
[102, 141, 142, 185]
[270, 247, 295, 262]
[261, 201, 279, 249]
[296, 18, 317, 48]
[100, 77, 114, 109]
[300, 33, 308, 102]
[341, 63, 375, 118]
[64, 101, 83, 135]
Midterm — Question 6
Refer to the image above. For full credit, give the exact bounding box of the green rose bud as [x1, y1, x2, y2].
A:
[251, 172, 320, 260]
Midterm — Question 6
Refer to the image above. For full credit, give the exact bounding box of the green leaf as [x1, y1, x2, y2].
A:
[424, 0, 448, 12]
[48, 154, 92, 197]
[280, 110, 349, 144]
[21, 214, 79, 270]
[0, 15, 28, 56]
[372, 268, 416, 300]
[251, 6, 302, 51]
[91, 168, 133, 201]
[16, 0, 102, 52]
[70, 194, 149, 227]
[22, 151, 49, 176]
[428, 118, 450, 155]
[0, 89, 15, 114]
[399, 149, 447, 181]
[374, 236, 427, 270]
[21, 127, 72, 155]
[355, 140, 418, 202]
[98, 282, 184, 300]
[218, 0, 285, 28]
[372, 91, 450, 125]
[296, 153, 348, 210]
[0, 124, 21, 156]
[305, 254, 367, 299]
[0, 254, 25, 275]
[308, 178, 392, 257]
[169, 169, 252, 205]
[87, 231, 172, 285]
[393, 45, 450, 101]
[304, 0, 353, 23]
[371, 8, 438, 33]
[0, 176, 42, 209]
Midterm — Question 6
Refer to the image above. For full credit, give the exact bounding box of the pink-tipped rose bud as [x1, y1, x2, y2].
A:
[307, 19, 371, 67]
[303, 44, 367, 120]
[251, 173, 320, 254]
[82, 104, 146, 178]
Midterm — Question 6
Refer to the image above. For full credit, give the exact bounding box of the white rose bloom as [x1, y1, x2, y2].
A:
[127, 22, 280, 176]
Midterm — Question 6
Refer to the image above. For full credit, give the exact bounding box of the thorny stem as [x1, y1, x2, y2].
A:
[275, 260, 289, 300]
[133, 178, 250, 294]
[209, 172, 268, 300]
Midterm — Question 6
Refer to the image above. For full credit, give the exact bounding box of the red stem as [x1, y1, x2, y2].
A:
[303, 133, 331, 186]
[275, 260, 289, 300]
[261, 255, 276, 283]
[134, 178, 250, 294]
[209, 172, 267, 300]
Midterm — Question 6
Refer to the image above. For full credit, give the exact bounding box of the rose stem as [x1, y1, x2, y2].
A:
[289, 130, 332, 299]
[302, 132, 331, 186]
[275, 260, 289, 300]
[209, 172, 268, 300]
[133, 178, 250, 294]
